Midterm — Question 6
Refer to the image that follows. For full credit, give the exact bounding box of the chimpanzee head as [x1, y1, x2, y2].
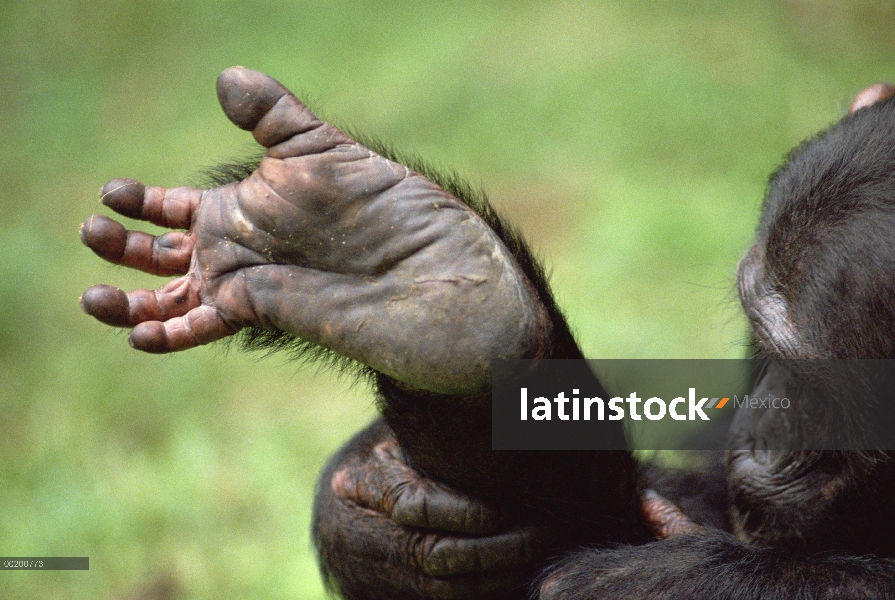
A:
[739, 84, 895, 360]
[729, 84, 895, 554]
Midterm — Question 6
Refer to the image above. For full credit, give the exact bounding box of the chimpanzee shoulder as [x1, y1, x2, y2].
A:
[538, 530, 895, 600]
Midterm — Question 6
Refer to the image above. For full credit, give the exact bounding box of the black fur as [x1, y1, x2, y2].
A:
[538, 531, 895, 600]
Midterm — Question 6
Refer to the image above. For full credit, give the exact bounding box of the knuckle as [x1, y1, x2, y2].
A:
[406, 530, 438, 571]
[330, 467, 360, 502]
[391, 483, 427, 526]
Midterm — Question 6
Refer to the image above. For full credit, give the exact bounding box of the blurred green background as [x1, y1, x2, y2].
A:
[1, 1, 893, 598]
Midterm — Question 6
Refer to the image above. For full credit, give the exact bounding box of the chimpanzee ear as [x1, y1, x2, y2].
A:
[849, 83, 895, 113]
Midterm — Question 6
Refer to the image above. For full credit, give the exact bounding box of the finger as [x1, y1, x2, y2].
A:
[216, 66, 352, 154]
[80, 277, 200, 327]
[427, 569, 533, 600]
[374, 441, 503, 533]
[391, 478, 503, 535]
[640, 490, 703, 539]
[331, 440, 503, 535]
[326, 505, 538, 585]
[327, 527, 530, 600]
[129, 304, 238, 353]
[423, 527, 543, 577]
[100, 178, 202, 229]
[80, 215, 193, 276]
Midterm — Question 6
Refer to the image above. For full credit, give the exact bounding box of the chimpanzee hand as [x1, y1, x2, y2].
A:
[314, 421, 550, 600]
[80, 67, 540, 395]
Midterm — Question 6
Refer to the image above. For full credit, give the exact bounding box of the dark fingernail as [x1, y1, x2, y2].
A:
[80, 215, 126, 261]
[80, 284, 131, 327]
[101, 178, 145, 218]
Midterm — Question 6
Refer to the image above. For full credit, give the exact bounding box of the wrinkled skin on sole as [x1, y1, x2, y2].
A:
[80, 67, 540, 396]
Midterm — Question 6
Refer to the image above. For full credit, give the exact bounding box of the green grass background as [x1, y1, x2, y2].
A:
[1, 1, 893, 598]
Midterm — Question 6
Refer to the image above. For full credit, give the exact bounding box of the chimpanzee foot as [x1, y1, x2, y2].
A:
[81, 67, 541, 394]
